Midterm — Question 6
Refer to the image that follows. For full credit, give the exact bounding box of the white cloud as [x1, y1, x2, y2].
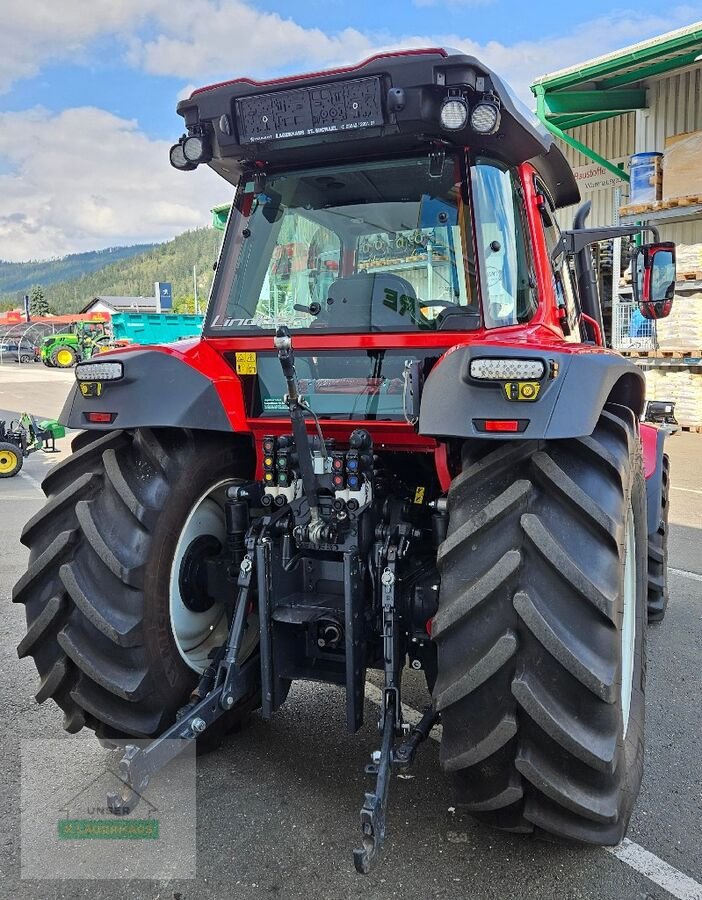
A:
[126, 2, 373, 82]
[127, 4, 699, 103]
[0, 107, 226, 261]
[1, 3, 700, 260]
[1, 1, 699, 103]
[0, 1, 166, 93]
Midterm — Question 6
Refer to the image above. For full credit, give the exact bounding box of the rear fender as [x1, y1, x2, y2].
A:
[640, 422, 667, 536]
[59, 340, 248, 433]
[419, 344, 645, 440]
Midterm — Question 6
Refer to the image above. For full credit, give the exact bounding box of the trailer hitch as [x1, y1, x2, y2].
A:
[353, 533, 439, 874]
[354, 696, 439, 873]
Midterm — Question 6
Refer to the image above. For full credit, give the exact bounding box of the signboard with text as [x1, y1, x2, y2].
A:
[154, 282, 173, 311]
[572, 156, 630, 193]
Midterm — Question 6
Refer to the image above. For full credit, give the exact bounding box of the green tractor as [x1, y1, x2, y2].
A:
[41, 321, 110, 368]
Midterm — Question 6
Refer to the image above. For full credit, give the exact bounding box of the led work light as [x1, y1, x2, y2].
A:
[469, 358, 545, 381]
[470, 98, 501, 135]
[169, 142, 196, 171]
[440, 98, 469, 131]
[75, 361, 123, 381]
[182, 134, 212, 164]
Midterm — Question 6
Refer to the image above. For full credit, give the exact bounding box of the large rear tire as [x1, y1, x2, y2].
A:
[433, 405, 647, 844]
[13, 428, 258, 740]
[647, 453, 670, 623]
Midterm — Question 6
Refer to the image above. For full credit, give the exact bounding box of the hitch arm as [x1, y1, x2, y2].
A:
[107, 550, 259, 816]
[106, 659, 259, 815]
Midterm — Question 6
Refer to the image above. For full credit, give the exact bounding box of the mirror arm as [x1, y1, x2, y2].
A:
[551, 224, 660, 266]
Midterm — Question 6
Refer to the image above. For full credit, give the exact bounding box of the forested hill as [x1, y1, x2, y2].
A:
[0, 228, 222, 313]
[0, 244, 156, 295]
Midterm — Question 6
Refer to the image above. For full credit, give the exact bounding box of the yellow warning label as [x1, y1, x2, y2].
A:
[235, 352, 257, 375]
[79, 382, 103, 397]
[504, 381, 541, 402]
[414, 486, 426, 505]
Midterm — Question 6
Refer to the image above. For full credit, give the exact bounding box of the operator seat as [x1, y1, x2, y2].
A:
[319, 273, 420, 330]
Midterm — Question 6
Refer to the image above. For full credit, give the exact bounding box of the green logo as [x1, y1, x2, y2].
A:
[58, 819, 159, 840]
[57, 769, 160, 841]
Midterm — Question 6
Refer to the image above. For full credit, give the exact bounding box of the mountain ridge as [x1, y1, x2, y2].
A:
[0, 228, 222, 314]
[0, 244, 158, 295]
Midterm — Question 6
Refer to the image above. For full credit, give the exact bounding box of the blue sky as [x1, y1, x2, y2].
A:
[0, 1, 700, 261]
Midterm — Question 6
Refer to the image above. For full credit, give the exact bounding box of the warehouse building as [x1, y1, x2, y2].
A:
[532, 21, 702, 427]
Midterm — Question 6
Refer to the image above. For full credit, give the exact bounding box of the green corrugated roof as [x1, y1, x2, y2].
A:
[531, 22, 702, 181]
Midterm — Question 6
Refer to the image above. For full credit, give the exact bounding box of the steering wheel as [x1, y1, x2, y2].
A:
[419, 299, 456, 311]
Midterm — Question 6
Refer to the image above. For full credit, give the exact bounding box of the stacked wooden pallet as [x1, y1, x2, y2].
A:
[620, 348, 702, 358]
[619, 195, 702, 217]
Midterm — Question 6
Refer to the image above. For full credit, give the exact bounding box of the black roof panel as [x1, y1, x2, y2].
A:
[176, 48, 579, 208]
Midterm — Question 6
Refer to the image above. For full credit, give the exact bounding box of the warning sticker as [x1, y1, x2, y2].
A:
[79, 382, 103, 397]
[413, 486, 426, 505]
[235, 352, 257, 375]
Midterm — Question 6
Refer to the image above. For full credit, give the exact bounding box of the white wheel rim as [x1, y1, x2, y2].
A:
[169, 481, 257, 673]
[621, 503, 637, 736]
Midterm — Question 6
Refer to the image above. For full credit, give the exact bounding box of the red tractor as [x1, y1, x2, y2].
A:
[14, 48, 674, 871]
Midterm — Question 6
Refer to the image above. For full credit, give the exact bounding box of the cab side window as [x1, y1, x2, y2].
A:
[538, 186, 582, 341]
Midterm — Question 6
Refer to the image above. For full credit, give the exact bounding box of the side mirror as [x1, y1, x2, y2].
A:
[632, 242, 676, 320]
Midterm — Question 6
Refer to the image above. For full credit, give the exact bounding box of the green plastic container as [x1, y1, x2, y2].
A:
[39, 420, 66, 439]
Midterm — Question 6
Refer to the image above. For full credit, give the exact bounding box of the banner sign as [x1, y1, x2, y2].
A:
[154, 282, 173, 311]
[572, 156, 630, 193]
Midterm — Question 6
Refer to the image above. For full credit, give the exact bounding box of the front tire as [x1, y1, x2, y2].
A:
[433, 405, 647, 844]
[13, 428, 257, 740]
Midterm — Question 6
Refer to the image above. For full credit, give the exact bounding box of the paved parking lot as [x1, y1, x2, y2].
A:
[1, 363, 700, 899]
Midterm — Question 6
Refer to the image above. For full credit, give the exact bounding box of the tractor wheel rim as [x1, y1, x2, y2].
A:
[0, 450, 18, 473]
[169, 480, 258, 674]
[621, 503, 637, 736]
[57, 350, 72, 365]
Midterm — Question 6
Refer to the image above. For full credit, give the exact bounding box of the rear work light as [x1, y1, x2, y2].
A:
[169, 141, 196, 171]
[182, 134, 212, 164]
[75, 361, 123, 381]
[440, 98, 468, 131]
[469, 358, 545, 381]
[470, 97, 501, 135]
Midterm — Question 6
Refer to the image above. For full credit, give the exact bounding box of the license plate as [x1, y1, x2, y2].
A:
[236, 77, 384, 144]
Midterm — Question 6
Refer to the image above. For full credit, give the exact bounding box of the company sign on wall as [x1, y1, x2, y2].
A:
[572, 156, 630, 192]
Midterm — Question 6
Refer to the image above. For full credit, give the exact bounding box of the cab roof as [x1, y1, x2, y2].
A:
[177, 48, 579, 209]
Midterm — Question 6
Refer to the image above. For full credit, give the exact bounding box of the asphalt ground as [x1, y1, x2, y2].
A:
[0, 360, 701, 899]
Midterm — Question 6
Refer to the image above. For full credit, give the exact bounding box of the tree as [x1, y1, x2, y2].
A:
[29, 284, 50, 317]
[173, 294, 197, 314]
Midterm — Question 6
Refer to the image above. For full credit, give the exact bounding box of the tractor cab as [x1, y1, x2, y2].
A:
[174, 49, 578, 346]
